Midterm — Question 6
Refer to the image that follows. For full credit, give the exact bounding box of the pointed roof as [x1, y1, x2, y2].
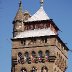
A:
[27, 7, 49, 22]
[27, 0, 49, 22]
[14, 0, 23, 21]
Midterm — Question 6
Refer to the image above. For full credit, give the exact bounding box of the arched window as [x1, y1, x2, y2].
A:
[38, 51, 43, 62]
[18, 52, 22, 58]
[18, 52, 24, 64]
[45, 50, 49, 57]
[25, 52, 29, 58]
[31, 66, 37, 72]
[41, 66, 48, 72]
[32, 51, 36, 57]
[21, 68, 27, 72]
[31, 51, 36, 63]
[45, 50, 49, 62]
[38, 51, 43, 57]
[24, 52, 29, 63]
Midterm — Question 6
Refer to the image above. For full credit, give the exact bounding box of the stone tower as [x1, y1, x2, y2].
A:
[11, 0, 69, 72]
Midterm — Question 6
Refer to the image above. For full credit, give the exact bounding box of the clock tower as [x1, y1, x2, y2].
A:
[11, 0, 69, 72]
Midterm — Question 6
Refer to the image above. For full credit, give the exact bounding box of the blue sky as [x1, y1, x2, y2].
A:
[0, 0, 72, 72]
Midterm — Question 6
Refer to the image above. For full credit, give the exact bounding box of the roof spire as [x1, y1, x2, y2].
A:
[19, 0, 22, 10]
[40, 0, 44, 7]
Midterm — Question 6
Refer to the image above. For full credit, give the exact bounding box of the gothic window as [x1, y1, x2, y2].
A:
[45, 50, 49, 62]
[31, 66, 37, 72]
[24, 52, 28, 58]
[38, 51, 43, 62]
[18, 52, 22, 58]
[31, 51, 36, 63]
[41, 66, 48, 72]
[18, 52, 24, 64]
[45, 50, 49, 56]
[32, 51, 36, 57]
[38, 51, 42, 57]
[21, 68, 27, 72]
[24, 52, 29, 63]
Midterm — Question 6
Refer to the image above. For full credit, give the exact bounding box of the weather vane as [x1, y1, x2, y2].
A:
[19, 0, 22, 10]
[40, 0, 44, 6]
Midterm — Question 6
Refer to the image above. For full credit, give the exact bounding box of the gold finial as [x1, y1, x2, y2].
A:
[40, 0, 44, 6]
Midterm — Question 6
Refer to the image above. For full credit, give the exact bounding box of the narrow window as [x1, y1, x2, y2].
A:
[24, 52, 30, 63]
[32, 51, 36, 57]
[45, 50, 49, 62]
[18, 52, 22, 58]
[38, 51, 42, 57]
[31, 51, 36, 63]
[38, 51, 43, 62]
[18, 52, 24, 64]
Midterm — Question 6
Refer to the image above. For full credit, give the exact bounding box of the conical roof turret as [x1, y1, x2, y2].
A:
[14, 0, 23, 21]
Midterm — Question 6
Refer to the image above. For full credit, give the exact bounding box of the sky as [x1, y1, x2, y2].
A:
[0, 0, 72, 72]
